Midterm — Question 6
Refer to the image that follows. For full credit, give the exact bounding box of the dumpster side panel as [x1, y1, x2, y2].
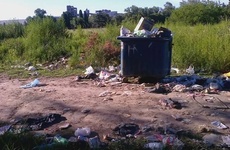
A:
[120, 38, 172, 78]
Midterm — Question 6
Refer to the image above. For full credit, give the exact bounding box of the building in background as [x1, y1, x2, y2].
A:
[67, 5, 77, 17]
[84, 8, 90, 16]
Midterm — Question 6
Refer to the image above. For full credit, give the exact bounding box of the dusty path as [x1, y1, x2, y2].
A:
[0, 74, 230, 140]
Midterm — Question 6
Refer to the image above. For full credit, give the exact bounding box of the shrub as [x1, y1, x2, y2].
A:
[0, 38, 25, 64]
[24, 18, 71, 63]
[0, 22, 24, 40]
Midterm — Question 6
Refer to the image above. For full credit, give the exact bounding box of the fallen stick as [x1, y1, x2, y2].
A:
[192, 95, 210, 108]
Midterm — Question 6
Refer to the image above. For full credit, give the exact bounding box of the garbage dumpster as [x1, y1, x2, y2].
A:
[117, 36, 172, 79]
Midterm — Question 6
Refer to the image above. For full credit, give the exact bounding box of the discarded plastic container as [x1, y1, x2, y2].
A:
[117, 36, 172, 79]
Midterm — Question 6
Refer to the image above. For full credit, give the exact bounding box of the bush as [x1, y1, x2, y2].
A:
[0, 22, 24, 40]
[0, 38, 25, 64]
[168, 2, 225, 25]
[24, 18, 71, 63]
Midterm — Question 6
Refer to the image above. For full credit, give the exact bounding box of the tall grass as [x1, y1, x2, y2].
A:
[165, 21, 230, 72]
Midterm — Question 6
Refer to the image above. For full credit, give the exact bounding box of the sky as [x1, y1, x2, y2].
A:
[0, 0, 229, 20]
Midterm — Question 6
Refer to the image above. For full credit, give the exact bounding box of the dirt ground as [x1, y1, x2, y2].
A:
[0, 74, 230, 141]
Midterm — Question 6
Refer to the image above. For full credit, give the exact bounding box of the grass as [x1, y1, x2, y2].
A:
[0, 65, 84, 79]
[163, 21, 230, 72]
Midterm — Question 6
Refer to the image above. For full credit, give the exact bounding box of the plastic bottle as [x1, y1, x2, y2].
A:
[53, 135, 68, 144]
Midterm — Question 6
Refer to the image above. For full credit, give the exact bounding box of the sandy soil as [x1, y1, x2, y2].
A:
[0, 74, 230, 140]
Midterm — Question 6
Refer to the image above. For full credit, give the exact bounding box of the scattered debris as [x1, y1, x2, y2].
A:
[88, 136, 101, 149]
[0, 125, 11, 135]
[171, 67, 180, 74]
[20, 78, 40, 89]
[203, 133, 222, 147]
[28, 66, 36, 71]
[81, 108, 91, 114]
[25, 113, 65, 131]
[171, 114, 183, 121]
[145, 134, 184, 150]
[74, 127, 91, 137]
[173, 84, 187, 92]
[84, 66, 94, 75]
[211, 121, 228, 129]
[145, 83, 169, 94]
[99, 90, 113, 97]
[222, 135, 230, 147]
[59, 123, 71, 130]
[144, 142, 164, 150]
[113, 123, 139, 136]
[186, 65, 195, 74]
[159, 98, 182, 109]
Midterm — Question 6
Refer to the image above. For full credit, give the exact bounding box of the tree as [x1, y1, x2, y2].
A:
[112, 14, 124, 25]
[180, 0, 201, 6]
[163, 2, 175, 17]
[89, 13, 111, 28]
[83, 11, 89, 22]
[61, 11, 72, 29]
[79, 10, 83, 18]
[34, 8, 47, 18]
[168, 1, 225, 25]
[83, 11, 89, 28]
[24, 18, 70, 63]
[26, 16, 33, 24]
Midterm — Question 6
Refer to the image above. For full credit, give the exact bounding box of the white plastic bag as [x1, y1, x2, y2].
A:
[74, 127, 91, 137]
[186, 65, 194, 74]
[84, 66, 94, 75]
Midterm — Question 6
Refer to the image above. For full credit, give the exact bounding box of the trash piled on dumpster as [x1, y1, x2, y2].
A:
[120, 17, 172, 38]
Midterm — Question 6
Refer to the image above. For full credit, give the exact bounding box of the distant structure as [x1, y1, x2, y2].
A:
[67, 5, 77, 17]
[0, 19, 26, 25]
[95, 9, 118, 17]
[84, 8, 90, 16]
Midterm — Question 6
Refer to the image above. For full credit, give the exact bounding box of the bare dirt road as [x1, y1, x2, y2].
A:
[0, 74, 230, 142]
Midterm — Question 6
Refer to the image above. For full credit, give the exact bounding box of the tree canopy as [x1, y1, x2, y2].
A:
[169, 1, 227, 25]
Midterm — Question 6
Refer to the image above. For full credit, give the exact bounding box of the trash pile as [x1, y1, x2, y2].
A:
[75, 65, 123, 85]
[0, 114, 66, 134]
[1, 116, 181, 149]
[1, 114, 230, 149]
[145, 72, 230, 95]
[10, 57, 69, 76]
[120, 17, 172, 38]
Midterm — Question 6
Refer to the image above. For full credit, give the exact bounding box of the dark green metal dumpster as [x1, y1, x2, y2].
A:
[117, 37, 172, 78]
